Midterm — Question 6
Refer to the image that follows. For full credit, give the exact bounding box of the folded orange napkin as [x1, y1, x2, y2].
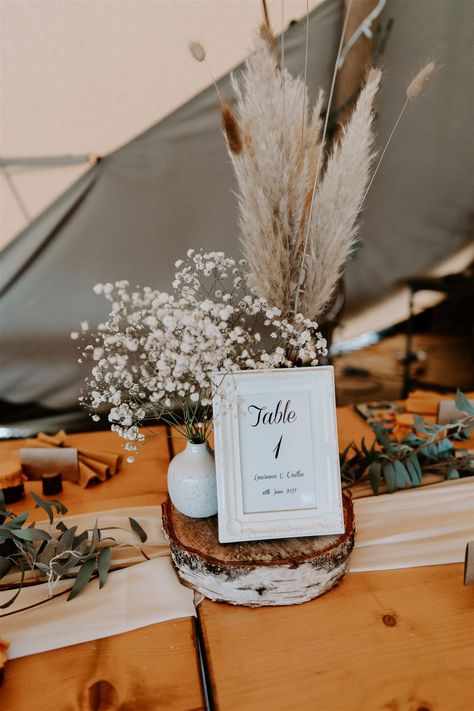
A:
[19, 431, 122, 488]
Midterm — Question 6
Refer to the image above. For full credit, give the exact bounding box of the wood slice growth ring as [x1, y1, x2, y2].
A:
[162, 493, 355, 606]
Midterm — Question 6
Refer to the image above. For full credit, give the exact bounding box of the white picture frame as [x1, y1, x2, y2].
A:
[211, 366, 344, 543]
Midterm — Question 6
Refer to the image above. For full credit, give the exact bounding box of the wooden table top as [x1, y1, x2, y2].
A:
[2, 406, 473, 710]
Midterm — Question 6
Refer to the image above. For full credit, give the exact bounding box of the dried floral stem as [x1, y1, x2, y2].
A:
[361, 97, 407, 202]
[301, 0, 310, 147]
[362, 62, 436, 203]
[281, 1, 286, 157]
[294, 0, 354, 315]
[205, 58, 223, 105]
[189, 41, 222, 105]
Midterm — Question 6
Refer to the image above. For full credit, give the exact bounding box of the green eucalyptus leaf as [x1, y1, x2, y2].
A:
[49, 499, 68, 516]
[436, 437, 453, 457]
[383, 462, 396, 493]
[98, 546, 112, 589]
[89, 519, 100, 554]
[53, 556, 82, 576]
[361, 437, 370, 457]
[58, 526, 78, 554]
[374, 429, 394, 453]
[67, 558, 96, 601]
[0, 566, 25, 608]
[455, 389, 474, 416]
[406, 454, 422, 485]
[38, 538, 58, 559]
[422, 443, 439, 460]
[73, 531, 89, 547]
[0, 556, 13, 579]
[56, 521, 68, 533]
[30, 491, 54, 524]
[0, 527, 17, 541]
[4, 511, 29, 529]
[447, 468, 460, 479]
[129, 517, 147, 543]
[37, 538, 49, 556]
[393, 460, 411, 490]
[12, 527, 51, 542]
[369, 462, 382, 494]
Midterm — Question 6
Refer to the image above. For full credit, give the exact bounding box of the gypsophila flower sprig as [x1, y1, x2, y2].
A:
[77, 250, 327, 458]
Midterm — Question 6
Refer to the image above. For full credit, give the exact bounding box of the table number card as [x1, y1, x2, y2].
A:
[212, 366, 344, 543]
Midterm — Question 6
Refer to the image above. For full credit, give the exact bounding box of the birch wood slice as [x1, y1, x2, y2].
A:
[162, 493, 355, 606]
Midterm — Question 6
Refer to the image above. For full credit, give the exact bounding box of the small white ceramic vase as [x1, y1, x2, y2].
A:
[167, 441, 218, 518]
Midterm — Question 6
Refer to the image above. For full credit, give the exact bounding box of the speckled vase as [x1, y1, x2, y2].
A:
[167, 442, 218, 518]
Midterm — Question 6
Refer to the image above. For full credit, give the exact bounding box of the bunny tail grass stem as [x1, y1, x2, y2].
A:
[361, 97, 407, 203]
[205, 58, 223, 105]
[189, 40, 223, 106]
[362, 62, 436, 202]
[294, 0, 353, 315]
[301, 0, 310, 146]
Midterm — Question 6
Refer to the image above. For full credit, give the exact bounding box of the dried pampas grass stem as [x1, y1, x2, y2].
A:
[297, 67, 382, 319]
[301, 0, 310, 146]
[294, 0, 354, 314]
[363, 61, 436, 202]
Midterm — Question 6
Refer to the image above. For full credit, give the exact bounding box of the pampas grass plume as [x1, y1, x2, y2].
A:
[259, 22, 279, 62]
[221, 103, 243, 155]
[189, 41, 206, 62]
[406, 62, 436, 101]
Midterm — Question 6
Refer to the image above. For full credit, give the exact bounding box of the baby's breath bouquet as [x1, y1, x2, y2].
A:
[78, 250, 327, 457]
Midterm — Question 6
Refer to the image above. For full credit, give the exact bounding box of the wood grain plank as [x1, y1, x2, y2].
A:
[198, 563, 474, 711]
[1, 619, 205, 711]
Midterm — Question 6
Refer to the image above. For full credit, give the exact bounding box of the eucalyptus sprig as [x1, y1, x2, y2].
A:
[341, 390, 474, 494]
[0, 493, 147, 610]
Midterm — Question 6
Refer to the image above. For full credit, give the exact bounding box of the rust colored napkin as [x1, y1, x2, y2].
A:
[19, 431, 122, 488]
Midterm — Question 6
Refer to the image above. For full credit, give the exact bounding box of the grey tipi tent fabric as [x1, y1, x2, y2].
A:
[0, 0, 473, 414]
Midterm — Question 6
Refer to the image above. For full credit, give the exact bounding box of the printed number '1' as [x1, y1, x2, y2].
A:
[273, 435, 283, 460]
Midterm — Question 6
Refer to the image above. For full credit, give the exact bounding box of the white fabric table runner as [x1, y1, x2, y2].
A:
[351, 477, 474, 571]
[2, 479, 473, 659]
[1, 507, 195, 660]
